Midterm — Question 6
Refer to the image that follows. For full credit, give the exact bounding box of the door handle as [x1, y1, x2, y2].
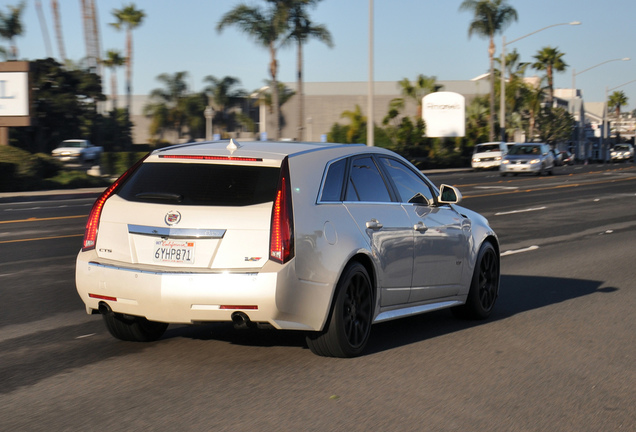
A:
[413, 221, 428, 232]
[366, 219, 383, 230]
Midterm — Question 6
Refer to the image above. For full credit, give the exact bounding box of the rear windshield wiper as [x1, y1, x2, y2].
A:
[135, 192, 184, 203]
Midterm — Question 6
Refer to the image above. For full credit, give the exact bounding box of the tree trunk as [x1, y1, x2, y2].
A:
[111, 69, 118, 110]
[297, 40, 303, 141]
[269, 43, 280, 140]
[126, 28, 133, 117]
[488, 36, 495, 142]
[547, 65, 554, 106]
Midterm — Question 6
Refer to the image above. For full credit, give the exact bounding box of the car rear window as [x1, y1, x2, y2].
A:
[117, 162, 280, 206]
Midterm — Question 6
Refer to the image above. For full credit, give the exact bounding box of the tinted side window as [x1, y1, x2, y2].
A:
[345, 156, 391, 202]
[379, 157, 434, 203]
[117, 162, 280, 206]
[320, 158, 347, 202]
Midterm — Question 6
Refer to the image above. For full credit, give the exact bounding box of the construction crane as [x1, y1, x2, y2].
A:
[51, 0, 66, 62]
[80, 0, 102, 77]
[35, 0, 53, 58]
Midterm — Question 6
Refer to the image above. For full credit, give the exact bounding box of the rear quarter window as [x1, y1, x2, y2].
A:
[117, 162, 280, 206]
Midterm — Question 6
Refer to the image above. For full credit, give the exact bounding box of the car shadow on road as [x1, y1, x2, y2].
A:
[364, 274, 616, 356]
[162, 274, 615, 356]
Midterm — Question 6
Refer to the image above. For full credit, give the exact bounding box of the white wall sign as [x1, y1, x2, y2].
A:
[422, 92, 465, 137]
[0, 72, 29, 117]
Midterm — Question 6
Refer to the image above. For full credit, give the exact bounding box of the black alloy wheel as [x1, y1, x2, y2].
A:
[306, 262, 373, 358]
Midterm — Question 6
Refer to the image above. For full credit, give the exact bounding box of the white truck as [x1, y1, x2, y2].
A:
[51, 139, 103, 164]
[471, 141, 508, 170]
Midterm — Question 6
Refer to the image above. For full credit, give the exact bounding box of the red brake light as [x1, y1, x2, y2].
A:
[82, 153, 149, 251]
[159, 155, 262, 162]
[270, 157, 294, 264]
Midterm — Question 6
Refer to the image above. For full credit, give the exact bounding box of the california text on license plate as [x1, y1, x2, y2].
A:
[153, 240, 195, 264]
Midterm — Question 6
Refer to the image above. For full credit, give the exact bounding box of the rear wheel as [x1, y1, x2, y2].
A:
[102, 312, 168, 342]
[306, 262, 373, 358]
[452, 242, 499, 320]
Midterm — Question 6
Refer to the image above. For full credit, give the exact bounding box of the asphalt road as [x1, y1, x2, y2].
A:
[1, 162, 635, 431]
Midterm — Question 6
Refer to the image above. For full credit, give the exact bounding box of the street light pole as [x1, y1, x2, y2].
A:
[572, 57, 630, 93]
[367, 0, 374, 146]
[500, 21, 581, 142]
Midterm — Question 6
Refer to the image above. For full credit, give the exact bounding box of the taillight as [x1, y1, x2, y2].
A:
[269, 157, 294, 264]
[81, 153, 149, 251]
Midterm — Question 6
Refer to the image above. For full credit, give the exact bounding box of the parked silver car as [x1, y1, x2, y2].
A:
[500, 143, 555, 176]
[76, 140, 500, 357]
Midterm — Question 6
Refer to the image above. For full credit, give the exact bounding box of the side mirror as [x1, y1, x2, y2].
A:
[438, 184, 462, 204]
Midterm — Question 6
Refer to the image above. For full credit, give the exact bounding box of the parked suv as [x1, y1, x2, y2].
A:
[76, 140, 500, 357]
[500, 143, 555, 176]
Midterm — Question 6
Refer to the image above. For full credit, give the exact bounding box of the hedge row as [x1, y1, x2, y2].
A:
[0, 146, 149, 192]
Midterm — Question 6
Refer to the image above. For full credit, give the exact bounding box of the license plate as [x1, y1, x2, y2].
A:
[153, 240, 195, 264]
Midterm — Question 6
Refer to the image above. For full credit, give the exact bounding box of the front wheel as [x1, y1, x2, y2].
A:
[306, 262, 373, 358]
[452, 242, 500, 320]
[102, 312, 168, 342]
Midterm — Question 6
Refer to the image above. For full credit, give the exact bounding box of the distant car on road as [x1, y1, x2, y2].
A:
[471, 141, 508, 170]
[52, 139, 103, 164]
[76, 139, 500, 358]
[610, 144, 634, 162]
[500, 143, 555, 176]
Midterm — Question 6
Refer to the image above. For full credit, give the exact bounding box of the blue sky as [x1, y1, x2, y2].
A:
[13, 0, 636, 110]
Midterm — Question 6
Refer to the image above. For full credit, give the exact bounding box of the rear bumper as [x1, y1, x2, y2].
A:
[471, 160, 500, 169]
[500, 162, 540, 174]
[75, 252, 332, 331]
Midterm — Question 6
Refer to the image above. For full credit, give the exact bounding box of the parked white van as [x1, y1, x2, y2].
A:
[471, 142, 508, 170]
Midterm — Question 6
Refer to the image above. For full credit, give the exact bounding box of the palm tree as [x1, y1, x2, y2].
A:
[524, 81, 545, 141]
[396, 74, 441, 119]
[217, 2, 289, 139]
[102, 49, 126, 110]
[281, 0, 333, 141]
[496, 48, 530, 129]
[459, 0, 518, 141]
[532, 46, 567, 106]
[608, 90, 628, 118]
[111, 3, 146, 115]
[0, 1, 26, 60]
[340, 104, 367, 143]
[203, 75, 247, 134]
[145, 72, 190, 141]
[258, 81, 296, 114]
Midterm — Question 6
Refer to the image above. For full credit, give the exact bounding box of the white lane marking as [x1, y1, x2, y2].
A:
[475, 186, 520, 190]
[495, 206, 547, 216]
[76, 333, 96, 339]
[501, 245, 539, 257]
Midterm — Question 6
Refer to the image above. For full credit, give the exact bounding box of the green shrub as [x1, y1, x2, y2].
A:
[101, 151, 148, 176]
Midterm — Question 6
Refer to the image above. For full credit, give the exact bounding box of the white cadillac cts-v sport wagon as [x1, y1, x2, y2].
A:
[76, 139, 500, 357]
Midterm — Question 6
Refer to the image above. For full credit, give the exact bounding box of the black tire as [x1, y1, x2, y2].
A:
[452, 242, 499, 320]
[306, 262, 373, 358]
[102, 312, 168, 342]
